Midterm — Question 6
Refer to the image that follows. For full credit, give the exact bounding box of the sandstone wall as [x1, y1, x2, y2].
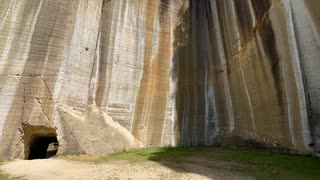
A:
[206, 0, 319, 155]
[0, 0, 144, 159]
[95, 0, 184, 147]
[0, 0, 319, 159]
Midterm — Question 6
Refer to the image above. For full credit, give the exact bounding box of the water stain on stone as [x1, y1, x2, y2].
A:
[258, 16, 284, 113]
[234, 0, 253, 45]
[159, 0, 170, 24]
[251, 0, 271, 23]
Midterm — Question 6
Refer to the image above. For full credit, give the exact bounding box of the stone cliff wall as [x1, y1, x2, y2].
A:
[200, 0, 319, 154]
[0, 0, 319, 159]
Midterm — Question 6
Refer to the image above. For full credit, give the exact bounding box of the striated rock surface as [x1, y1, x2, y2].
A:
[0, 0, 319, 159]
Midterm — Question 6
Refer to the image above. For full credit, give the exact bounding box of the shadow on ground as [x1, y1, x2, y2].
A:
[141, 147, 320, 180]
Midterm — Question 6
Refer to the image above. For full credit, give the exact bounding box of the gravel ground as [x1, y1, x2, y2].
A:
[0, 158, 253, 180]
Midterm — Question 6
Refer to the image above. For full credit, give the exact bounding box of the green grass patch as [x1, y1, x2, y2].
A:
[104, 147, 207, 162]
[203, 148, 320, 180]
[0, 160, 8, 180]
[102, 147, 320, 180]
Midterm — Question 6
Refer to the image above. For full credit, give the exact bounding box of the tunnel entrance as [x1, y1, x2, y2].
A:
[23, 125, 59, 160]
[28, 136, 59, 159]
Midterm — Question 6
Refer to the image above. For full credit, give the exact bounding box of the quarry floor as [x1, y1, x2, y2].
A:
[1, 147, 320, 180]
[0, 158, 250, 180]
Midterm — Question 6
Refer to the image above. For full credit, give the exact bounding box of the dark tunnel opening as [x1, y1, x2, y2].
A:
[27, 135, 59, 160]
[23, 126, 59, 160]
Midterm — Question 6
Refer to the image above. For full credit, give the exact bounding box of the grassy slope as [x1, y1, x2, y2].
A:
[102, 147, 320, 180]
[0, 160, 8, 180]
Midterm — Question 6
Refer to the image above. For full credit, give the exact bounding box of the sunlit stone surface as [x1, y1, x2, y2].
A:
[0, 0, 319, 159]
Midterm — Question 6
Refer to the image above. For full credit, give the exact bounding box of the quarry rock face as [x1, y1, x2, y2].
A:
[0, 0, 319, 159]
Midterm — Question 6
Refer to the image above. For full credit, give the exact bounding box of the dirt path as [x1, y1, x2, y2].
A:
[0, 158, 252, 180]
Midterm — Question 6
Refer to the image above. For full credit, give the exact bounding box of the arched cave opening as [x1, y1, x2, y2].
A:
[28, 136, 59, 160]
[23, 126, 59, 160]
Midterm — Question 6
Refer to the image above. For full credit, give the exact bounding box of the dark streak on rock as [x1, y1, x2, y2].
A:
[214, 0, 233, 61]
[159, 0, 170, 24]
[251, 0, 271, 23]
[234, 0, 253, 45]
[259, 16, 284, 113]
